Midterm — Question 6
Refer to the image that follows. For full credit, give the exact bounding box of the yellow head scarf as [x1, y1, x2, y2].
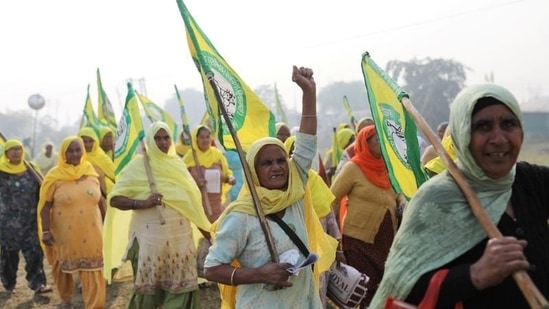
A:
[424, 134, 457, 175]
[108, 121, 211, 231]
[99, 126, 114, 159]
[37, 136, 99, 238]
[183, 125, 231, 174]
[0, 139, 27, 174]
[79, 127, 116, 182]
[212, 136, 336, 308]
[324, 128, 355, 166]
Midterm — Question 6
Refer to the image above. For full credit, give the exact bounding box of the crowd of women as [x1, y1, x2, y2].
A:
[0, 65, 547, 309]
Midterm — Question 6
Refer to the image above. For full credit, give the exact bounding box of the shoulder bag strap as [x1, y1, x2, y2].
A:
[267, 214, 310, 257]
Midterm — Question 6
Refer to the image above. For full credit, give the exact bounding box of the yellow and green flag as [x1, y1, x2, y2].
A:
[176, 0, 276, 151]
[103, 83, 144, 284]
[81, 84, 105, 137]
[274, 83, 287, 124]
[361, 52, 426, 199]
[137, 91, 179, 142]
[97, 68, 117, 131]
[174, 84, 192, 144]
[113, 83, 145, 175]
[342, 95, 357, 130]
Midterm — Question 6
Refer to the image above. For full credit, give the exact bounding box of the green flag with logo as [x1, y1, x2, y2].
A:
[113, 83, 145, 175]
[361, 52, 426, 199]
[176, 0, 275, 151]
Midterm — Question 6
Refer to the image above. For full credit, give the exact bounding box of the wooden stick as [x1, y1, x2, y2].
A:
[401, 97, 549, 309]
[140, 140, 166, 225]
[184, 129, 213, 217]
[0, 132, 43, 185]
[206, 72, 279, 264]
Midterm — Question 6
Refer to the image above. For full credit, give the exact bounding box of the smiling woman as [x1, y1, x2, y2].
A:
[370, 84, 549, 309]
[203, 66, 338, 309]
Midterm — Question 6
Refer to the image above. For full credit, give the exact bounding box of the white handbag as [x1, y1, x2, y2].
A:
[327, 262, 370, 309]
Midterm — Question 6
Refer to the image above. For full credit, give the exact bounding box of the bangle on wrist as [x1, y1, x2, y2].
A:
[301, 114, 316, 118]
[230, 267, 239, 286]
[131, 200, 137, 210]
[42, 231, 50, 234]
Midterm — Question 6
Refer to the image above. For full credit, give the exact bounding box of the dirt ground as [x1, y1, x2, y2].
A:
[0, 259, 340, 308]
[0, 259, 221, 309]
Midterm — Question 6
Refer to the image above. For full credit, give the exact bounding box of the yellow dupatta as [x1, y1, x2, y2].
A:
[99, 126, 114, 161]
[0, 139, 28, 174]
[284, 135, 333, 218]
[183, 125, 229, 171]
[78, 127, 116, 183]
[37, 136, 99, 262]
[211, 136, 337, 308]
[424, 134, 457, 175]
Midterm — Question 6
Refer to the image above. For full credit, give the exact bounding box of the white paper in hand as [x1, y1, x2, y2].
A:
[204, 169, 221, 193]
[286, 252, 318, 275]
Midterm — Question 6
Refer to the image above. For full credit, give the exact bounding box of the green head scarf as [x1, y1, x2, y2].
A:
[370, 84, 523, 309]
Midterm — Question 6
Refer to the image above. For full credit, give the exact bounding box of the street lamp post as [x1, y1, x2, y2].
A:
[28, 93, 46, 158]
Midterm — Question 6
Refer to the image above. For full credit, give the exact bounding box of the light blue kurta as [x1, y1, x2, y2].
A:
[205, 133, 322, 308]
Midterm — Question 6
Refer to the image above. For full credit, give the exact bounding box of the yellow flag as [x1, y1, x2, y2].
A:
[81, 84, 106, 138]
[342, 95, 357, 130]
[274, 83, 288, 124]
[176, 0, 276, 151]
[361, 52, 426, 199]
[103, 82, 145, 283]
[174, 84, 192, 145]
[97, 68, 117, 131]
[113, 83, 145, 175]
[137, 91, 179, 142]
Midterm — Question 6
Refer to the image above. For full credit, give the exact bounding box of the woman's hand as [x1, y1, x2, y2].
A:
[292, 66, 315, 92]
[42, 231, 55, 246]
[226, 176, 236, 185]
[470, 236, 529, 290]
[258, 262, 294, 287]
[146, 193, 164, 208]
[197, 178, 207, 188]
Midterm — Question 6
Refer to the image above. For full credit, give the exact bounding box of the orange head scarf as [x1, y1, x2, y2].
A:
[351, 125, 390, 189]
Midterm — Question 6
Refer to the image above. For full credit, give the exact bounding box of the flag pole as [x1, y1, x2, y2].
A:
[139, 140, 166, 225]
[0, 131, 43, 185]
[186, 130, 213, 217]
[400, 96, 548, 309]
[206, 72, 279, 264]
[174, 85, 212, 217]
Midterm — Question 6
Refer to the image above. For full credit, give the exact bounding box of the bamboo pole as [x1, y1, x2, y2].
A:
[182, 127, 213, 217]
[0, 132, 43, 185]
[206, 72, 279, 264]
[140, 140, 166, 225]
[401, 97, 548, 309]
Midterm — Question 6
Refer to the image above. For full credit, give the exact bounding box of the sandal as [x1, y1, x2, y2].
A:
[34, 284, 53, 294]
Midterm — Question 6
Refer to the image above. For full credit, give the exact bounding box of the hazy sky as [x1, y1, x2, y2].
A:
[1, 0, 547, 128]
